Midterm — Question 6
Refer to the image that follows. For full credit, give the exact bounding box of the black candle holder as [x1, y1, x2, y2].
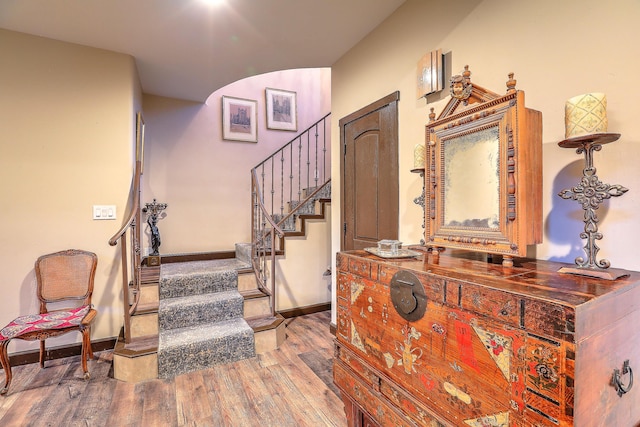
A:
[411, 167, 426, 245]
[557, 133, 629, 280]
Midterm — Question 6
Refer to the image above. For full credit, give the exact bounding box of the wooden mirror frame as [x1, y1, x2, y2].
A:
[424, 66, 542, 266]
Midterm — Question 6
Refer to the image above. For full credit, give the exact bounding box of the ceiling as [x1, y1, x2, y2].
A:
[0, 0, 406, 103]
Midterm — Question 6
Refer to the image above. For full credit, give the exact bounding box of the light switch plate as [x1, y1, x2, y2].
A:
[93, 205, 116, 220]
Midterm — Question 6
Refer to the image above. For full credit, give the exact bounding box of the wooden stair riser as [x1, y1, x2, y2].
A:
[243, 295, 272, 318]
[130, 312, 158, 338]
[113, 352, 158, 383]
[137, 283, 159, 305]
[238, 272, 258, 292]
[254, 321, 286, 354]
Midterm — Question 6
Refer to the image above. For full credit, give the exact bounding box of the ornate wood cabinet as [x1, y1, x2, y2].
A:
[334, 250, 640, 426]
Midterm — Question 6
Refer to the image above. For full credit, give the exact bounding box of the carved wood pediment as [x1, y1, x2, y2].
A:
[435, 65, 517, 121]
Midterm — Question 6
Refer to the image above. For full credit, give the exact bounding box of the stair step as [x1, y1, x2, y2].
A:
[244, 295, 272, 318]
[240, 288, 268, 299]
[159, 290, 243, 330]
[113, 333, 159, 383]
[289, 199, 316, 215]
[160, 260, 248, 298]
[245, 314, 285, 332]
[272, 213, 297, 232]
[130, 312, 158, 338]
[141, 265, 161, 284]
[134, 301, 159, 314]
[114, 334, 159, 357]
[158, 317, 255, 378]
[303, 183, 331, 199]
[235, 243, 252, 264]
[238, 270, 258, 292]
[246, 314, 286, 354]
[137, 282, 159, 305]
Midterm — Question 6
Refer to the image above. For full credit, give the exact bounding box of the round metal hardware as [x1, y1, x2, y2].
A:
[390, 270, 427, 322]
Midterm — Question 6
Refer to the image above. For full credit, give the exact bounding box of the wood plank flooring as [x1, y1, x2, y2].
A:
[0, 311, 346, 427]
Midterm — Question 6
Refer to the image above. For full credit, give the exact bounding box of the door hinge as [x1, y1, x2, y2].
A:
[343, 222, 347, 234]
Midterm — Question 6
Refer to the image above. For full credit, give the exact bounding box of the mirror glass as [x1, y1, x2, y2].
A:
[442, 126, 500, 229]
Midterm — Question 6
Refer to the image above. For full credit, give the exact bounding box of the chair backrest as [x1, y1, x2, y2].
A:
[35, 249, 97, 308]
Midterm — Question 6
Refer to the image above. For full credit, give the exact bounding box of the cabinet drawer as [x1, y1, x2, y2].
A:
[334, 360, 420, 427]
[336, 343, 451, 427]
[459, 282, 520, 327]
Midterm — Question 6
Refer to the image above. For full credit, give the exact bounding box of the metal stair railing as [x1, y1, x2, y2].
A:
[250, 113, 331, 315]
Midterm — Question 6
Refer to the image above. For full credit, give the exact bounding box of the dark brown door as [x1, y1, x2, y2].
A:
[340, 92, 399, 251]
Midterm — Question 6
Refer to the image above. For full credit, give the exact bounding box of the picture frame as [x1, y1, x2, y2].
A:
[222, 95, 258, 142]
[265, 88, 297, 131]
[135, 111, 145, 174]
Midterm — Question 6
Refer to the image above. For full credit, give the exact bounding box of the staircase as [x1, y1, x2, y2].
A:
[113, 244, 286, 381]
[111, 113, 331, 383]
[157, 255, 255, 378]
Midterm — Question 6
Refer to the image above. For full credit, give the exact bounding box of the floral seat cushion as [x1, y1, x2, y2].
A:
[0, 305, 90, 342]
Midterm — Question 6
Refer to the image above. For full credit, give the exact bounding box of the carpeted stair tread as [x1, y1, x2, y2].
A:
[160, 264, 242, 299]
[289, 199, 316, 215]
[158, 290, 244, 330]
[272, 214, 297, 232]
[158, 317, 255, 378]
[162, 258, 251, 276]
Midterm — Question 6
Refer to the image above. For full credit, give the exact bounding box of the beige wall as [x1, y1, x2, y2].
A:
[330, 0, 640, 320]
[0, 29, 140, 352]
[275, 208, 332, 311]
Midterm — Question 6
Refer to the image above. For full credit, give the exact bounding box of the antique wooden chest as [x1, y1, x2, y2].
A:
[334, 250, 640, 426]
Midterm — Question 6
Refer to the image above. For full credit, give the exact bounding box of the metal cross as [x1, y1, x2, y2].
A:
[558, 141, 627, 269]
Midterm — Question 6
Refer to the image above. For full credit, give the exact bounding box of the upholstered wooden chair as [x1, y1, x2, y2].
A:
[0, 249, 98, 395]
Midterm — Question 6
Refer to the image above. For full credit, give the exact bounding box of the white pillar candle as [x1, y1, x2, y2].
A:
[565, 93, 607, 138]
[413, 142, 426, 170]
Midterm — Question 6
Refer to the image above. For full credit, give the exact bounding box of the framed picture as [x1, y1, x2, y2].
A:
[265, 88, 297, 131]
[222, 96, 258, 142]
[135, 111, 145, 174]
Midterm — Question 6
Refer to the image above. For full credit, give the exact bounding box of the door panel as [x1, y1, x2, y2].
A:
[355, 132, 379, 242]
[340, 92, 399, 251]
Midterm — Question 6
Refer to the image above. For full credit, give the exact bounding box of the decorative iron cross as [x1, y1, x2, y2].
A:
[558, 141, 627, 269]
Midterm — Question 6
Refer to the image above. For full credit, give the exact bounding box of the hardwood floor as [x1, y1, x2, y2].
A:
[0, 311, 347, 427]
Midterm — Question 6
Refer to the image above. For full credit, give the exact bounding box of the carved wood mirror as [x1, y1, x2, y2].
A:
[424, 66, 542, 266]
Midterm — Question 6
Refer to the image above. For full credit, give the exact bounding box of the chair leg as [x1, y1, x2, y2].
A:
[85, 326, 94, 360]
[0, 340, 12, 395]
[81, 330, 90, 380]
[39, 340, 46, 369]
